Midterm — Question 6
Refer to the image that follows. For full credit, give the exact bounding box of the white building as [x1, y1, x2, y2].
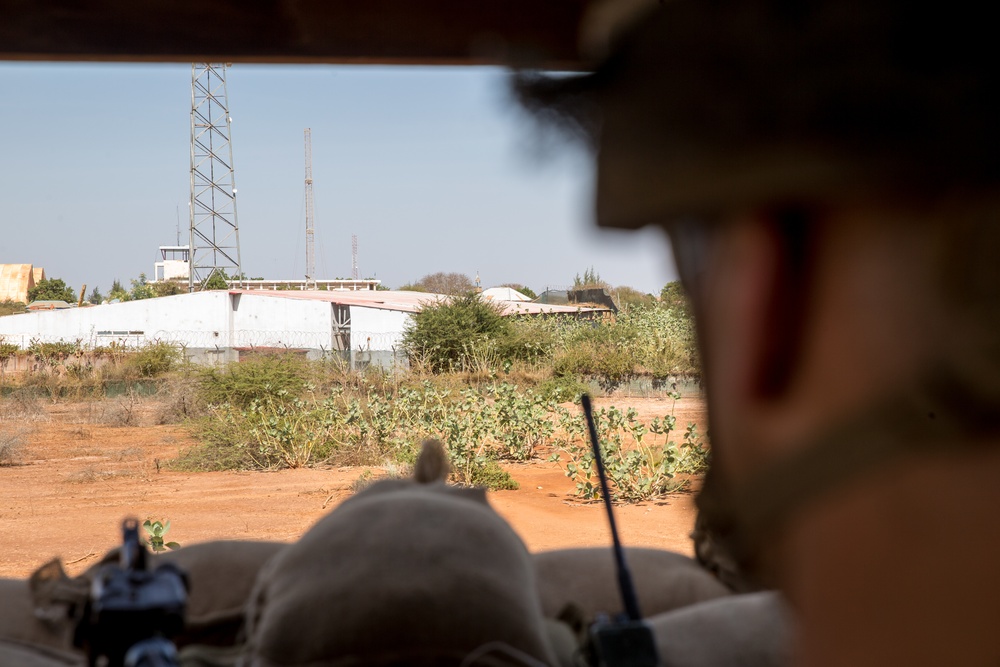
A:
[0, 289, 604, 368]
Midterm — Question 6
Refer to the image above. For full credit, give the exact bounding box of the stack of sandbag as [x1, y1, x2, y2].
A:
[4, 437, 793, 666]
[241, 441, 559, 667]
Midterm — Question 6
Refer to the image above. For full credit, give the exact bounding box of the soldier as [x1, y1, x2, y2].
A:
[522, 1, 1000, 664]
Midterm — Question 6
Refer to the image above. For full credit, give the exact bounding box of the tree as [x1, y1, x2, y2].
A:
[27, 278, 76, 303]
[129, 273, 156, 300]
[612, 285, 657, 311]
[501, 283, 537, 299]
[201, 270, 230, 290]
[573, 267, 609, 289]
[417, 272, 474, 296]
[108, 279, 130, 302]
[659, 280, 691, 315]
[87, 287, 104, 305]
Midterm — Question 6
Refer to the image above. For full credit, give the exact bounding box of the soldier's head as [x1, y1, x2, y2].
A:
[520, 0, 1000, 583]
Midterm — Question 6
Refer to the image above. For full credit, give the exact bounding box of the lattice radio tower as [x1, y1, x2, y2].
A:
[351, 234, 360, 280]
[189, 63, 242, 291]
[304, 128, 317, 289]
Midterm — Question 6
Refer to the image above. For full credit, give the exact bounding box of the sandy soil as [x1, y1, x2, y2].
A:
[0, 395, 706, 579]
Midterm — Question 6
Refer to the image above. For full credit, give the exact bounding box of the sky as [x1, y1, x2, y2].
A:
[0, 63, 676, 296]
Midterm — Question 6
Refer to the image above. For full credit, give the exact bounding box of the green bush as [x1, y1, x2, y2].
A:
[196, 352, 310, 407]
[403, 294, 513, 372]
[126, 341, 181, 377]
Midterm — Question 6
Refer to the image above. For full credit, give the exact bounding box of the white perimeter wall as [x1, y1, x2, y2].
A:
[350, 306, 412, 352]
[230, 293, 332, 350]
[0, 291, 231, 349]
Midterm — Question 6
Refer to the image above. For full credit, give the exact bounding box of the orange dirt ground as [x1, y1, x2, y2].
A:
[0, 395, 707, 579]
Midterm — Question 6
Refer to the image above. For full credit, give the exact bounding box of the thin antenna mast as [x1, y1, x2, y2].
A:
[351, 234, 359, 280]
[304, 128, 316, 289]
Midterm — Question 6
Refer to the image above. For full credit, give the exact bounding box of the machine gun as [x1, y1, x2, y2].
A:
[75, 518, 188, 667]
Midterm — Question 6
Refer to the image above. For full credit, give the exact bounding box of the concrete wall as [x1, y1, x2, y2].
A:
[349, 305, 411, 370]
[231, 293, 331, 353]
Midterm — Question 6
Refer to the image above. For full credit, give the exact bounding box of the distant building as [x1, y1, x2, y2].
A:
[0, 264, 43, 304]
[0, 289, 607, 368]
[27, 300, 72, 311]
[151, 245, 381, 292]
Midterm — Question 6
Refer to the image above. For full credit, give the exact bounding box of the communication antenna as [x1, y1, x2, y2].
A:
[304, 128, 316, 289]
[351, 234, 359, 280]
[581, 393, 660, 667]
[189, 63, 242, 291]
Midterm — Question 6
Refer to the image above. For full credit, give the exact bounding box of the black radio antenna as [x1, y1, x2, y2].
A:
[581, 394, 644, 621]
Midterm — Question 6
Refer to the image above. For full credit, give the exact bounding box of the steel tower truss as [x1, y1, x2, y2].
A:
[189, 63, 242, 290]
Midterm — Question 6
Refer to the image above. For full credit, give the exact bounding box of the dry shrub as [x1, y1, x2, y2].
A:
[100, 390, 145, 427]
[0, 426, 28, 466]
[0, 388, 47, 422]
[152, 374, 206, 424]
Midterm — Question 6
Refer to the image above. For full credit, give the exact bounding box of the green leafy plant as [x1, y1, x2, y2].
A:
[142, 519, 180, 552]
[551, 392, 708, 502]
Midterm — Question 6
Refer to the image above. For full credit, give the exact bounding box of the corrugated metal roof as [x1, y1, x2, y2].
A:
[227, 289, 447, 314]
[228, 289, 607, 316]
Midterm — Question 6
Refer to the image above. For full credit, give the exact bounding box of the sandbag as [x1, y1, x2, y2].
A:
[0, 641, 84, 667]
[649, 591, 792, 667]
[156, 540, 286, 647]
[243, 442, 558, 667]
[533, 547, 731, 624]
[0, 577, 84, 666]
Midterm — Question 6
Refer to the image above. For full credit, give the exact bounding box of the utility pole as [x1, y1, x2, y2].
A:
[189, 63, 242, 291]
[351, 234, 359, 280]
[304, 128, 316, 289]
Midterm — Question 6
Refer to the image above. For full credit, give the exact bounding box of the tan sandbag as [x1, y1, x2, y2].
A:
[648, 591, 792, 667]
[0, 641, 83, 667]
[533, 547, 731, 624]
[1, 577, 78, 653]
[156, 540, 286, 647]
[0, 577, 84, 666]
[244, 441, 558, 667]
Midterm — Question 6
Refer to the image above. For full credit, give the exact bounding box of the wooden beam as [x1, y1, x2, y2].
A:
[0, 0, 588, 68]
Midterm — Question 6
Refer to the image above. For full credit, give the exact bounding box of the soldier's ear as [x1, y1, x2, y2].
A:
[701, 208, 818, 404]
[749, 207, 818, 400]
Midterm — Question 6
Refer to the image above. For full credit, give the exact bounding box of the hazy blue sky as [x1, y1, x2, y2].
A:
[0, 63, 675, 296]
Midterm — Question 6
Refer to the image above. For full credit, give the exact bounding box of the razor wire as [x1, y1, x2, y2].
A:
[0, 330, 405, 354]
